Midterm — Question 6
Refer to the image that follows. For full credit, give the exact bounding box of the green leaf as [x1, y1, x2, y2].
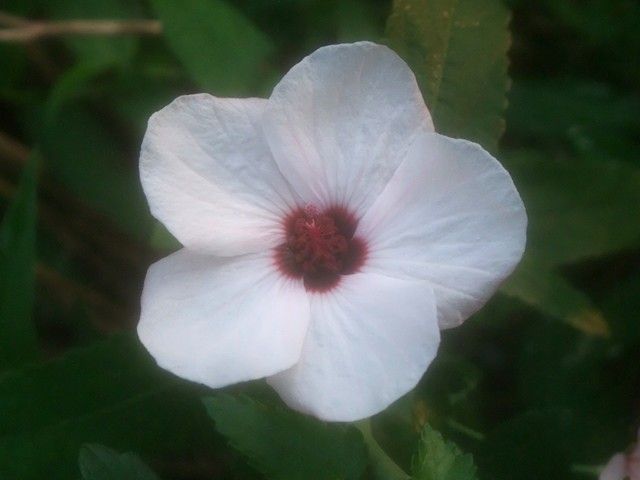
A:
[504, 150, 640, 266]
[602, 271, 640, 347]
[45, 0, 142, 66]
[0, 45, 27, 91]
[516, 310, 637, 460]
[44, 60, 116, 124]
[506, 80, 640, 161]
[203, 394, 368, 480]
[518, 322, 608, 413]
[79, 444, 160, 480]
[355, 420, 410, 480]
[335, 0, 381, 42]
[411, 424, 478, 480]
[478, 410, 574, 480]
[107, 69, 181, 139]
[386, 0, 511, 151]
[0, 335, 162, 437]
[415, 354, 484, 443]
[0, 335, 216, 480]
[502, 257, 609, 336]
[149, 222, 180, 251]
[499, 150, 640, 333]
[0, 154, 38, 369]
[40, 105, 152, 240]
[150, 0, 275, 95]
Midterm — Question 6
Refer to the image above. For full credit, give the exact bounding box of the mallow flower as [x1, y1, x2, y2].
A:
[600, 429, 640, 480]
[137, 41, 527, 421]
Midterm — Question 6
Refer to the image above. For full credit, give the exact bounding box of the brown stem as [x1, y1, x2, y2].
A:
[0, 12, 59, 78]
[37, 263, 129, 332]
[0, 174, 15, 198]
[0, 18, 162, 42]
[0, 130, 30, 167]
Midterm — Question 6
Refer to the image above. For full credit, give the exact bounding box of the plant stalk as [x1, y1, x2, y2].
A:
[355, 420, 411, 480]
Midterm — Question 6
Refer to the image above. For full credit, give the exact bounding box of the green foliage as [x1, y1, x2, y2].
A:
[203, 394, 368, 480]
[335, 0, 381, 42]
[35, 57, 154, 238]
[602, 272, 640, 347]
[79, 444, 160, 480]
[411, 424, 478, 480]
[149, 222, 180, 251]
[107, 69, 180, 139]
[150, 0, 275, 95]
[44, 61, 116, 123]
[0, 0, 638, 479]
[502, 257, 608, 335]
[415, 355, 483, 440]
[45, 0, 142, 66]
[0, 335, 164, 437]
[40, 105, 152, 240]
[0, 45, 27, 92]
[0, 335, 215, 480]
[500, 150, 640, 332]
[509, 0, 640, 88]
[516, 313, 637, 462]
[507, 80, 640, 163]
[478, 410, 574, 480]
[386, 0, 511, 151]
[0, 155, 38, 369]
[504, 152, 640, 264]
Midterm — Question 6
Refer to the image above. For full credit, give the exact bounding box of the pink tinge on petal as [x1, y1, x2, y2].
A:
[140, 95, 298, 256]
[600, 430, 640, 480]
[356, 133, 527, 329]
[138, 250, 310, 389]
[268, 272, 440, 421]
[263, 42, 433, 217]
[600, 454, 627, 480]
[274, 204, 367, 292]
[629, 436, 640, 480]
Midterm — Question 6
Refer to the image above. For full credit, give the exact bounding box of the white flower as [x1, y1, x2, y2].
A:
[137, 42, 526, 422]
[600, 430, 640, 480]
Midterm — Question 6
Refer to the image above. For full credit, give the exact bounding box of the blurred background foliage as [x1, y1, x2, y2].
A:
[0, 0, 638, 479]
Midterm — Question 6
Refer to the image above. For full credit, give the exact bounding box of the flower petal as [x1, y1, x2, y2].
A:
[263, 41, 433, 216]
[599, 454, 626, 480]
[268, 273, 439, 421]
[138, 249, 310, 388]
[141, 95, 299, 256]
[357, 133, 527, 329]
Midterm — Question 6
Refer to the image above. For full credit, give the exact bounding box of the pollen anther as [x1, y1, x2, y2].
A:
[275, 205, 366, 292]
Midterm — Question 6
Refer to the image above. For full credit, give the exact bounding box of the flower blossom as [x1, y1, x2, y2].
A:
[137, 42, 527, 421]
[600, 430, 640, 480]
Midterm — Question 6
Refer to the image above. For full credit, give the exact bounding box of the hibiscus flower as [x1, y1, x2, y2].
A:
[137, 41, 527, 421]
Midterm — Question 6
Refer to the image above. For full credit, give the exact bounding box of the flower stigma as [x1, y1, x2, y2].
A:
[275, 204, 366, 292]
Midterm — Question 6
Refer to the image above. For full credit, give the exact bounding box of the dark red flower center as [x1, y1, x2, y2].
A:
[275, 205, 367, 292]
